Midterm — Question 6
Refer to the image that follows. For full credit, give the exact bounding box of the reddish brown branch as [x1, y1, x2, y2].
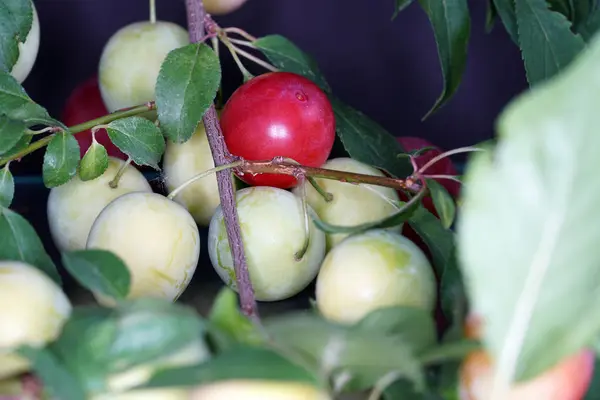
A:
[185, 0, 259, 321]
[238, 157, 422, 192]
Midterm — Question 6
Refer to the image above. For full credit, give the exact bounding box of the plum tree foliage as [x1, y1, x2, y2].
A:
[1, 0, 600, 399]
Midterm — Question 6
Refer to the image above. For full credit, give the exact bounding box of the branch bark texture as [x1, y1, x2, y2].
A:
[185, 0, 259, 321]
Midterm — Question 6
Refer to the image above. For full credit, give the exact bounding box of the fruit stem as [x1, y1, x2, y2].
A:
[185, 0, 260, 322]
[166, 161, 243, 200]
[149, 0, 156, 24]
[223, 27, 257, 42]
[109, 157, 132, 189]
[416, 146, 484, 176]
[308, 176, 334, 202]
[219, 33, 254, 81]
[229, 43, 278, 72]
[227, 38, 256, 49]
[422, 174, 462, 183]
[24, 126, 59, 136]
[294, 176, 311, 261]
[0, 102, 156, 168]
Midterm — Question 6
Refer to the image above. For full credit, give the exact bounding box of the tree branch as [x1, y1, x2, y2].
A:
[185, 0, 259, 321]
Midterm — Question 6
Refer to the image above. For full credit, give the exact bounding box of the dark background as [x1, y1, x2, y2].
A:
[15, 0, 528, 176]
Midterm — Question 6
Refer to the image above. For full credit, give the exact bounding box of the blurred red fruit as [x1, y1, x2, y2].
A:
[61, 75, 128, 161]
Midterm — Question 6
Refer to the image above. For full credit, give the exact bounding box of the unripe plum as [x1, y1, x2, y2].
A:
[10, 1, 40, 84]
[86, 192, 200, 305]
[458, 314, 595, 400]
[315, 229, 437, 324]
[203, 0, 248, 15]
[47, 157, 152, 252]
[208, 186, 326, 302]
[190, 380, 332, 400]
[163, 115, 232, 227]
[0, 261, 72, 379]
[292, 157, 402, 250]
[98, 21, 189, 112]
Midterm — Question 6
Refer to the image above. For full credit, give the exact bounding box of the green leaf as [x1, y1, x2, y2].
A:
[78, 138, 108, 181]
[61, 249, 131, 302]
[17, 346, 87, 400]
[142, 346, 320, 389]
[493, 0, 519, 44]
[456, 34, 600, 381]
[485, 0, 498, 32]
[0, 132, 30, 159]
[207, 287, 265, 351]
[353, 306, 437, 355]
[515, 0, 586, 85]
[418, 339, 480, 366]
[108, 298, 206, 372]
[265, 311, 425, 392]
[155, 43, 221, 143]
[0, 70, 50, 121]
[548, 0, 572, 17]
[0, 114, 25, 154]
[392, 0, 415, 19]
[427, 179, 456, 229]
[0, 207, 60, 284]
[0, 163, 14, 207]
[0, 0, 33, 73]
[42, 131, 80, 188]
[329, 96, 412, 178]
[418, 0, 471, 119]
[312, 190, 422, 235]
[576, 8, 600, 41]
[51, 306, 116, 392]
[254, 35, 331, 92]
[407, 206, 465, 324]
[106, 116, 165, 169]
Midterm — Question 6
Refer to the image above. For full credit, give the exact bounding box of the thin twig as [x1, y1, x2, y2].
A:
[185, 0, 259, 321]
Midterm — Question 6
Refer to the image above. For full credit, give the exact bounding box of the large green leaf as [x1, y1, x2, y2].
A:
[0, 114, 25, 155]
[0, 206, 60, 284]
[516, 0, 586, 85]
[62, 250, 131, 301]
[42, 131, 80, 188]
[265, 311, 425, 392]
[457, 34, 600, 382]
[0, 69, 50, 121]
[142, 346, 321, 389]
[254, 35, 331, 92]
[418, 0, 471, 119]
[106, 116, 165, 169]
[493, 0, 519, 44]
[155, 43, 221, 143]
[0, 0, 33, 73]
[329, 96, 412, 178]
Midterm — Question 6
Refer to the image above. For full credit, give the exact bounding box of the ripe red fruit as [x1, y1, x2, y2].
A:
[220, 72, 336, 189]
[459, 314, 595, 400]
[61, 76, 128, 161]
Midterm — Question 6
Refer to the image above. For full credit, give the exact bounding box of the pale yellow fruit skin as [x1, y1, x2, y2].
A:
[208, 186, 326, 302]
[190, 380, 332, 400]
[98, 21, 189, 112]
[0, 261, 72, 379]
[203, 0, 248, 15]
[86, 192, 200, 305]
[92, 388, 191, 400]
[163, 120, 226, 227]
[11, 1, 40, 83]
[292, 157, 402, 250]
[315, 229, 437, 324]
[47, 157, 152, 253]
